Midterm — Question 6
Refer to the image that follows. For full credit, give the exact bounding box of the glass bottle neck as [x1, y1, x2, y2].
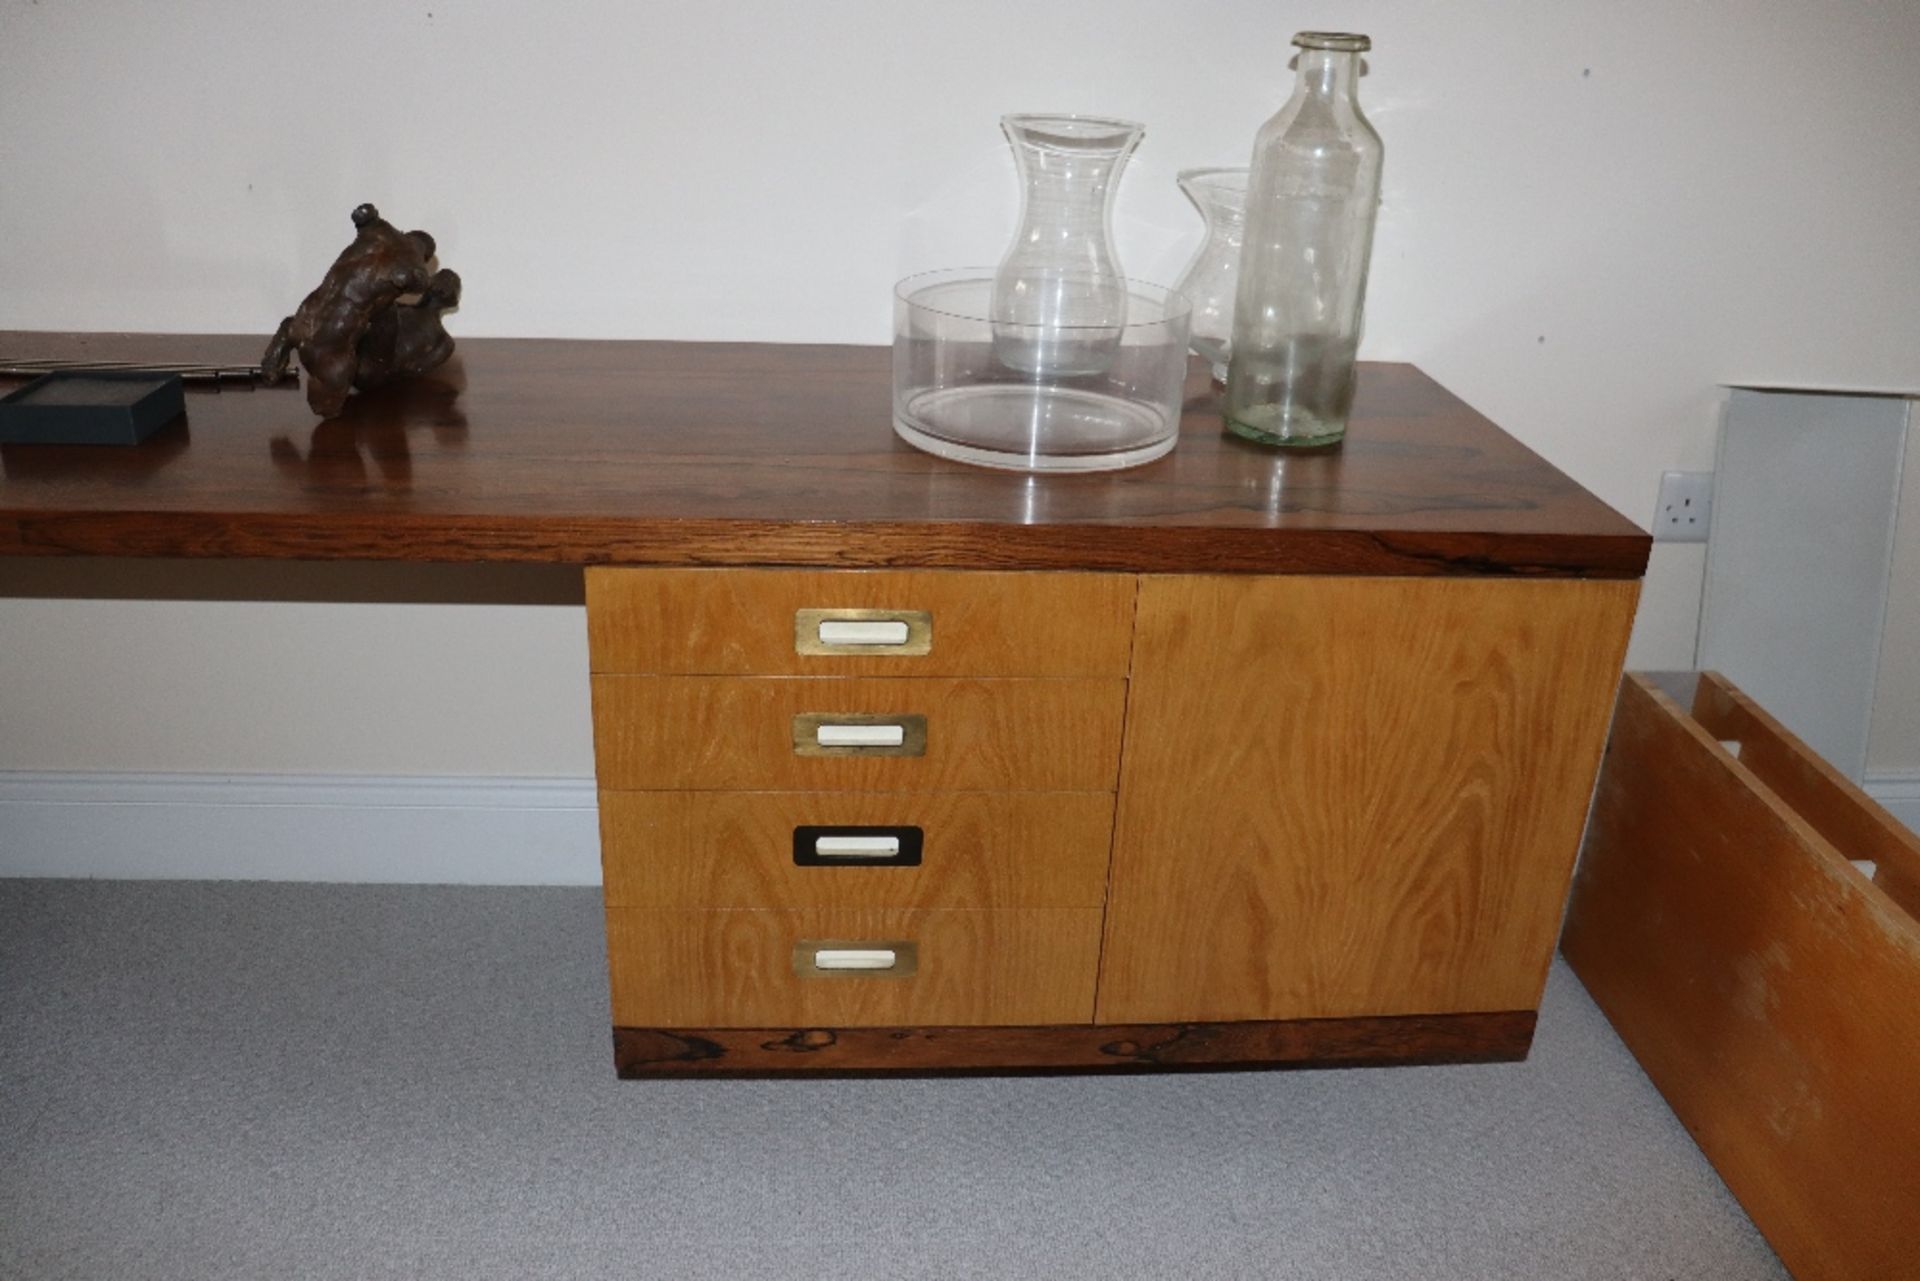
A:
[1292, 48, 1362, 108]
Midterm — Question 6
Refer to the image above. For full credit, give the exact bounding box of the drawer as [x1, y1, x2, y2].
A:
[599, 791, 1114, 910]
[585, 567, 1136, 677]
[1564, 673, 1920, 1281]
[604, 907, 1103, 1027]
[591, 676, 1126, 792]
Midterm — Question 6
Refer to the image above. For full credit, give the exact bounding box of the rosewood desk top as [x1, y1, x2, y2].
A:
[0, 333, 1648, 578]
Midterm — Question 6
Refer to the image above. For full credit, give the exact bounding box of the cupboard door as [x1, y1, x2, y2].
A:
[1097, 575, 1638, 1023]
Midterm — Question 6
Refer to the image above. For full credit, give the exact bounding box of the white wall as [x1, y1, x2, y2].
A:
[5, 0, 1920, 776]
[1869, 403, 1920, 777]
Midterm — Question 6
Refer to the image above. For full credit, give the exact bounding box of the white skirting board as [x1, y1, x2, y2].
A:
[0, 772, 601, 884]
[1865, 774, 1920, 838]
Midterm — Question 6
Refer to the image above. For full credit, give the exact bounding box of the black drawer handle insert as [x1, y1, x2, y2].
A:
[793, 825, 924, 867]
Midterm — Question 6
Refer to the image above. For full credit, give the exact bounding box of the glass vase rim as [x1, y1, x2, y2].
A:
[998, 113, 1145, 152]
[1176, 166, 1250, 192]
[894, 268, 1190, 328]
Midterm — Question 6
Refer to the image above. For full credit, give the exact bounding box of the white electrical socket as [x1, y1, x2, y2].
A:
[1655, 470, 1714, 542]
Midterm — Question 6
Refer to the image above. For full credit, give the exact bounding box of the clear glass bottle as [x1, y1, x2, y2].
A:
[1170, 167, 1249, 383]
[989, 113, 1144, 378]
[1225, 32, 1383, 447]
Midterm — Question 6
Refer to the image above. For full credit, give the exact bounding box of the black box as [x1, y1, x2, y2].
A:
[0, 371, 187, 445]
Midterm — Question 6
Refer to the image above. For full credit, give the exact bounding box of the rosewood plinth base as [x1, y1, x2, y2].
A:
[613, 1010, 1536, 1077]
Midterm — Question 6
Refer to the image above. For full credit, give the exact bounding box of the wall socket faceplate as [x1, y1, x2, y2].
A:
[1655, 470, 1714, 542]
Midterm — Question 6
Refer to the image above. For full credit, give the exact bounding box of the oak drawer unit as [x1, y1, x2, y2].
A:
[588, 567, 1130, 1034]
[0, 335, 1651, 1077]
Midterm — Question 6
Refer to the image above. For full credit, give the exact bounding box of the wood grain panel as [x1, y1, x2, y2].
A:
[604, 907, 1102, 1027]
[585, 567, 1135, 677]
[0, 333, 1649, 577]
[1688, 670, 1920, 920]
[1562, 675, 1920, 1281]
[1097, 575, 1638, 1023]
[612, 1009, 1536, 1075]
[600, 791, 1113, 910]
[591, 676, 1126, 792]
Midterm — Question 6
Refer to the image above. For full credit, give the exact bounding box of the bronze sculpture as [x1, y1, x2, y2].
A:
[352, 267, 462, 392]
[262, 204, 459, 418]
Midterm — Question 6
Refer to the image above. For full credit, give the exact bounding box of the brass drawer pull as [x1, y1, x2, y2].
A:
[792, 824, 925, 867]
[795, 608, 933, 657]
[794, 939, 919, 978]
[792, 713, 928, 757]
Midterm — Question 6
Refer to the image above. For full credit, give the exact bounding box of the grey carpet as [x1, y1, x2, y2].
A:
[0, 879, 1786, 1280]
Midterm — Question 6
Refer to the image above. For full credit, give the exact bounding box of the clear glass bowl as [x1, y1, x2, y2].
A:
[892, 269, 1192, 473]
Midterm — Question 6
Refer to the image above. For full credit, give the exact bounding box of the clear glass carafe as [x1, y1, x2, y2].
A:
[1170, 167, 1249, 383]
[989, 114, 1144, 378]
[1225, 32, 1383, 447]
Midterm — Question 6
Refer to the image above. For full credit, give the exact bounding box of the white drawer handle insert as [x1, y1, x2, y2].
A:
[814, 834, 902, 858]
[816, 723, 906, 748]
[813, 948, 898, 971]
[819, 619, 911, 646]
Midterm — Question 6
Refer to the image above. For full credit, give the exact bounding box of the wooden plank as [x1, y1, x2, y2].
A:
[1562, 675, 1920, 1281]
[590, 675, 1126, 792]
[585, 567, 1136, 677]
[1098, 575, 1638, 1023]
[1690, 670, 1920, 920]
[598, 790, 1114, 910]
[612, 1009, 1536, 1075]
[603, 907, 1103, 1027]
[0, 333, 1650, 577]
